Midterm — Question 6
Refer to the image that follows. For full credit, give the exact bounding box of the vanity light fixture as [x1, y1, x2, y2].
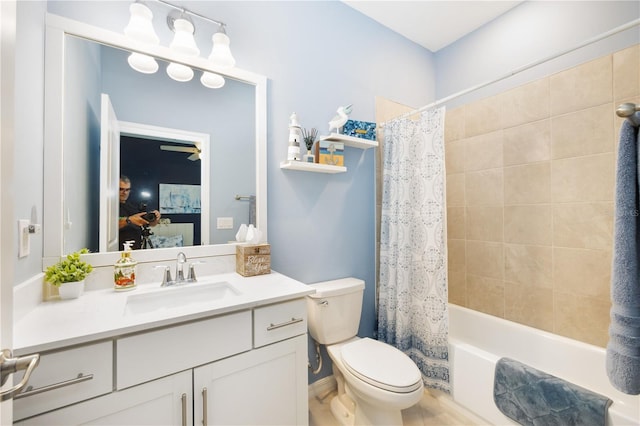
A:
[124, 2, 159, 45]
[124, 0, 235, 89]
[124, 2, 160, 74]
[124, 1, 160, 74]
[207, 25, 235, 69]
[166, 12, 199, 82]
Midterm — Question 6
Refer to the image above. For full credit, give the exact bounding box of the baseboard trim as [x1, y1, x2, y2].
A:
[308, 375, 337, 399]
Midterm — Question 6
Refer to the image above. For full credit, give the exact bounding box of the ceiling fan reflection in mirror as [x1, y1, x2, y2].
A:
[160, 142, 201, 161]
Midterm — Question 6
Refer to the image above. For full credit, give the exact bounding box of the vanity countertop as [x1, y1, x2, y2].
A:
[14, 271, 314, 355]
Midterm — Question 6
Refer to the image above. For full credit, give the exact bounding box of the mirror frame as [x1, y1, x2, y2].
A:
[43, 14, 267, 268]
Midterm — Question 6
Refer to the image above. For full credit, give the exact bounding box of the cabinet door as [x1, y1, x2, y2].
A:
[15, 370, 192, 426]
[194, 334, 308, 426]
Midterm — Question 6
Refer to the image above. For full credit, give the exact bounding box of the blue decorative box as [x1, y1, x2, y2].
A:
[343, 120, 376, 141]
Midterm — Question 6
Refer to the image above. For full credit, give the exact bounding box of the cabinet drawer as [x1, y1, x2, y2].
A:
[253, 299, 307, 347]
[13, 340, 113, 422]
[117, 310, 252, 390]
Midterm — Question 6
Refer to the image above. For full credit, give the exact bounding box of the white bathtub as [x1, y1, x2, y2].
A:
[447, 304, 640, 425]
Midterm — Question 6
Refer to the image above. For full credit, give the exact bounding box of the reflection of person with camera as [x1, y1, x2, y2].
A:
[119, 175, 161, 250]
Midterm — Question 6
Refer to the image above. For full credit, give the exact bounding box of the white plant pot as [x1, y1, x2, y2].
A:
[58, 280, 85, 300]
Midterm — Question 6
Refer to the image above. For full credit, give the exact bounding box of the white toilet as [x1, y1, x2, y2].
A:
[306, 278, 424, 426]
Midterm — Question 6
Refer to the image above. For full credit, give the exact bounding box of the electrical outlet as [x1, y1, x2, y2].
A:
[217, 217, 234, 230]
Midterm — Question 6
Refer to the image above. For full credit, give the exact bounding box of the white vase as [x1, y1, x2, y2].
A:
[58, 280, 84, 299]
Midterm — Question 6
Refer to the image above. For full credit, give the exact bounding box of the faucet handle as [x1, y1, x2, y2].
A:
[154, 265, 173, 287]
[187, 261, 204, 282]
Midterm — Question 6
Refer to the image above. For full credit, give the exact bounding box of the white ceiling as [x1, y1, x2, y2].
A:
[342, 1, 523, 52]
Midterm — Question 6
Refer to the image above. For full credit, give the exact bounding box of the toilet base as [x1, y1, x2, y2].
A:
[330, 393, 356, 426]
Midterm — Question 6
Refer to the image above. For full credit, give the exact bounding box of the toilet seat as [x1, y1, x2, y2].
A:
[340, 338, 422, 393]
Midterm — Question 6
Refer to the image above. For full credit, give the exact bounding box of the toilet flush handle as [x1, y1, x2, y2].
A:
[319, 300, 329, 307]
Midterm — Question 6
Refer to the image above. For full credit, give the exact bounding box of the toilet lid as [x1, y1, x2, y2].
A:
[340, 338, 422, 393]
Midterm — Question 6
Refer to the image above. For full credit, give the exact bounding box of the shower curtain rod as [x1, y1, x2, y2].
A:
[616, 102, 640, 127]
[381, 18, 640, 126]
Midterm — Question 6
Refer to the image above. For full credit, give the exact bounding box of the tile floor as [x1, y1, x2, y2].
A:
[309, 389, 484, 426]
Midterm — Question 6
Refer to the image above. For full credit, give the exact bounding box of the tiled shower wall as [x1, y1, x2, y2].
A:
[445, 45, 639, 347]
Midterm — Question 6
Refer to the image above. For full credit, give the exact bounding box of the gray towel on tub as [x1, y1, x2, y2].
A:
[606, 119, 640, 395]
[494, 358, 612, 426]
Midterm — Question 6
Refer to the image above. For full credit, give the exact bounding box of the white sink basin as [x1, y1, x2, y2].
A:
[125, 281, 241, 315]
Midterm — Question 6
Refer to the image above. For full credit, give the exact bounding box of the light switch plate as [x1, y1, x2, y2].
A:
[217, 217, 234, 230]
[18, 219, 30, 258]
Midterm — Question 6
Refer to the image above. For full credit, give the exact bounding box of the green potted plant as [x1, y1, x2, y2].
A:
[45, 248, 93, 299]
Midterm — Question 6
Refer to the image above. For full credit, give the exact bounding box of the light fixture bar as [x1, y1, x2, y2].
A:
[154, 0, 226, 29]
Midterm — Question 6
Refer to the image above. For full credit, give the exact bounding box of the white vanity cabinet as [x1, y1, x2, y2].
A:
[15, 370, 193, 425]
[14, 298, 309, 426]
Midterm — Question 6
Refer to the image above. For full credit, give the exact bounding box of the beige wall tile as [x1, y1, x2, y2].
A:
[466, 169, 503, 206]
[504, 162, 551, 205]
[448, 270, 466, 306]
[445, 139, 465, 174]
[553, 202, 614, 250]
[550, 56, 612, 116]
[445, 107, 465, 143]
[504, 205, 552, 245]
[447, 239, 466, 273]
[503, 120, 551, 166]
[464, 94, 503, 137]
[504, 244, 552, 288]
[447, 207, 466, 240]
[446, 173, 465, 207]
[466, 206, 503, 242]
[464, 130, 503, 171]
[554, 292, 610, 347]
[553, 247, 612, 298]
[467, 274, 504, 317]
[552, 103, 614, 159]
[440, 47, 637, 348]
[613, 45, 640, 101]
[501, 78, 550, 129]
[551, 153, 614, 202]
[504, 282, 554, 332]
[466, 240, 503, 280]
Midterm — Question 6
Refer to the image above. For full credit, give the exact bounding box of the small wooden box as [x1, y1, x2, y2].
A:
[236, 243, 271, 277]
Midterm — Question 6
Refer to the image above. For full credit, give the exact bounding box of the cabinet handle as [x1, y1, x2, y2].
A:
[13, 373, 93, 400]
[267, 317, 304, 331]
[202, 387, 208, 426]
[181, 393, 187, 426]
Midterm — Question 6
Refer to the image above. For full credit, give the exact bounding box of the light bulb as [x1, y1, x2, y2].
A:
[124, 2, 159, 46]
[207, 31, 235, 68]
[200, 72, 225, 89]
[166, 62, 194, 82]
[127, 52, 159, 74]
[169, 18, 199, 57]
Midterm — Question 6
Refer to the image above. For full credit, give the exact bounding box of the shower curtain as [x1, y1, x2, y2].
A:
[378, 106, 450, 392]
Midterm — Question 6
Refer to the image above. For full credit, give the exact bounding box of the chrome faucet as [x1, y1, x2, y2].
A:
[175, 252, 187, 283]
[158, 252, 199, 287]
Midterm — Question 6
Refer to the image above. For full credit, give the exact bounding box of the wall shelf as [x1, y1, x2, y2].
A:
[320, 133, 378, 149]
[280, 160, 346, 174]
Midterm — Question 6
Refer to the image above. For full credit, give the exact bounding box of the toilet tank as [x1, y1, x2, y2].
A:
[306, 278, 365, 344]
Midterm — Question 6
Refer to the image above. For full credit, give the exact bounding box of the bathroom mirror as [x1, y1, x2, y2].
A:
[43, 14, 267, 267]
